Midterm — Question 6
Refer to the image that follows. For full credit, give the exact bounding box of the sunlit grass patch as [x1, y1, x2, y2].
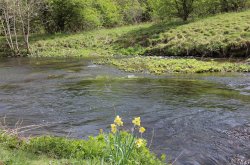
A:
[96, 57, 250, 74]
[28, 24, 152, 57]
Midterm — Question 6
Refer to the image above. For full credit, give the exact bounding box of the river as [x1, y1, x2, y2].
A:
[0, 58, 249, 165]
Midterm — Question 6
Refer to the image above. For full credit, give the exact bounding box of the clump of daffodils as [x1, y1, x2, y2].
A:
[110, 115, 146, 148]
[107, 115, 147, 164]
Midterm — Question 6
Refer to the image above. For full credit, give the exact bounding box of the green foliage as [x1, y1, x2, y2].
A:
[0, 132, 23, 149]
[0, 146, 109, 165]
[115, 0, 148, 24]
[24, 136, 106, 159]
[40, 0, 103, 32]
[39, 0, 149, 33]
[148, 0, 250, 21]
[148, 0, 200, 21]
[94, 0, 122, 27]
[107, 131, 137, 164]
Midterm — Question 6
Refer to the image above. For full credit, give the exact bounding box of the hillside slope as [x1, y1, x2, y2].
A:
[118, 10, 250, 57]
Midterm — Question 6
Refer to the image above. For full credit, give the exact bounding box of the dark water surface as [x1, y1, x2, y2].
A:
[0, 58, 249, 165]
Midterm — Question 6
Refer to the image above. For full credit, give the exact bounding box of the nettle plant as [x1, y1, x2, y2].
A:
[106, 116, 146, 164]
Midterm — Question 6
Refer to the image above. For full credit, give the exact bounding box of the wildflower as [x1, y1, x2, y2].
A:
[111, 124, 117, 133]
[132, 117, 141, 126]
[139, 127, 146, 133]
[114, 115, 123, 126]
[135, 138, 144, 148]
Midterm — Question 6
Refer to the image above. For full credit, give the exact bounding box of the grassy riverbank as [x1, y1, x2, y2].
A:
[0, 116, 165, 165]
[0, 133, 164, 165]
[0, 10, 249, 74]
[0, 134, 118, 165]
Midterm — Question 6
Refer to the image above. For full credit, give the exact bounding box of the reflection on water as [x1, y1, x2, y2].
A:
[0, 58, 249, 165]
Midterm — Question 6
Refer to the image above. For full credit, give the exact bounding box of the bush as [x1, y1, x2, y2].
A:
[40, 0, 102, 33]
[94, 0, 122, 27]
[116, 0, 148, 24]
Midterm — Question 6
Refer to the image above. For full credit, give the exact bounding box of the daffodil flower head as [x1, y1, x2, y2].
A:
[135, 138, 144, 148]
[139, 127, 146, 133]
[111, 124, 117, 133]
[114, 115, 123, 126]
[132, 117, 141, 127]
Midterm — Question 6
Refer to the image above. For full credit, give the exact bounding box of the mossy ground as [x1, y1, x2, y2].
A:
[96, 57, 250, 74]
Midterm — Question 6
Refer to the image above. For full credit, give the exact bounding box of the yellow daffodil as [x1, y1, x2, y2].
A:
[132, 117, 141, 126]
[139, 127, 146, 133]
[135, 138, 144, 148]
[111, 124, 117, 133]
[114, 115, 123, 126]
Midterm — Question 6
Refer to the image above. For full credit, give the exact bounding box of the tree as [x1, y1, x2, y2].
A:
[148, 0, 198, 21]
[115, 0, 148, 24]
[220, 0, 248, 12]
[0, 0, 41, 56]
[0, 0, 20, 56]
[174, 0, 196, 21]
[93, 0, 122, 27]
[40, 0, 104, 33]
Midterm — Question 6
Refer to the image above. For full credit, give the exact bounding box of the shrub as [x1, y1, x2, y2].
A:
[40, 0, 102, 33]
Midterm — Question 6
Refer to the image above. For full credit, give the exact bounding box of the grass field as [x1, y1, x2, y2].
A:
[27, 24, 152, 57]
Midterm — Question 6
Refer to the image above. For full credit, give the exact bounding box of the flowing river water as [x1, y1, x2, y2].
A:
[0, 58, 249, 165]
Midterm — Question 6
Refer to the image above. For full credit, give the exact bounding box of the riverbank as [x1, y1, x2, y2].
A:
[0, 134, 114, 165]
[0, 118, 165, 165]
[0, 10, 249, 74]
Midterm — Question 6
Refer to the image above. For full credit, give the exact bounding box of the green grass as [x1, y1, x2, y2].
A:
[28, 24, 152, 57]
[0, 131, 165, 165]
[96, 57, 250, 74]
[0, 146, 105, 165]
[118, 10, 250, 57]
